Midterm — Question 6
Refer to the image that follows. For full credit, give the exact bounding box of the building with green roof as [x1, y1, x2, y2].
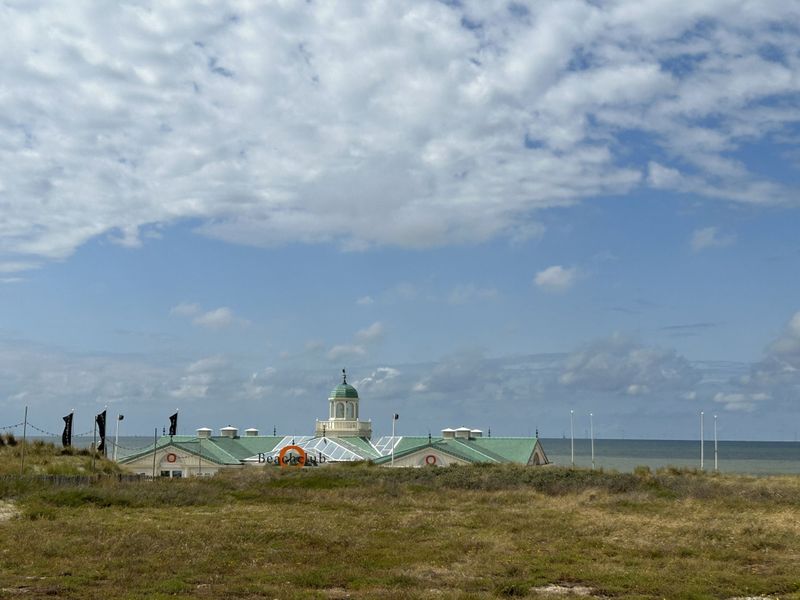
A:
[118, 369, 548, 476]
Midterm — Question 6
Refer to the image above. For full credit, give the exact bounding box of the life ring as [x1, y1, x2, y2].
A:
[166, 452, 177, 463]
[424, 454, 437, 466]
[278, 445, 307, 468]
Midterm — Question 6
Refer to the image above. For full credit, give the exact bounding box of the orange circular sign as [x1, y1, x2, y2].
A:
[425, 454, 437, 465]
[166, 452, 177, 463]
[278, 445, 307, 468]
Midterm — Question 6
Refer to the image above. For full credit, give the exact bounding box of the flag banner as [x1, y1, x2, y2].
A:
[169, 412, 178, 436]
[96, 410, 107, 454]
[62, 413, 73, 448]
[394, 413, 399, 420]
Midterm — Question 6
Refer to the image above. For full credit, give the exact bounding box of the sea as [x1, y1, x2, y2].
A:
[24, 435, 800, 475]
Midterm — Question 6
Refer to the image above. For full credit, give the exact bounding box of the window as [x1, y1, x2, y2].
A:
[172, 471, 183, 478]
[160, 470, 170, 477]
[335, 402, 344, 418]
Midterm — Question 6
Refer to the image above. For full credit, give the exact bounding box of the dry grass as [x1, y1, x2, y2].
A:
[0, 465, 799, 598]
[0, 438, 121, 477]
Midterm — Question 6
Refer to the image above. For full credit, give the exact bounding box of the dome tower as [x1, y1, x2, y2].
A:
[315, 369, 372, 439]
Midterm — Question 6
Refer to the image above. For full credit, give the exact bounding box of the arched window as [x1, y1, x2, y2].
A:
[335, 402, 344, 418]
[330, 401, 335, 419]
[346, 402, 354, 419]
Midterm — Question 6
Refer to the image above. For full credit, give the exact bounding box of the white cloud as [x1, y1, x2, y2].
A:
[559, 334, 700, 395]
[691, 227, 736, 252]
[1, 2, 798, 267]
[355, 321, 385, 343]
[534, 265, 578, 293]
[354, 367, 401, 394]
[713, 391, 770, 412]
[0, 261, 40, 273]
[171, 302, 246, 329]
[448, 284, 499, 305]
[170, 302, 201, 317]
[326, 344, 366, 361]
[193, 307, 236, 329]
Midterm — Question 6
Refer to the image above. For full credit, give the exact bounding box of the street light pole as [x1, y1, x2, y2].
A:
[113, 414, 124, 462]
[714, 414, 718, 472]
[590, 412, 595, 471]
[700, 411, 704, 470]
[570, 409, 574, 467]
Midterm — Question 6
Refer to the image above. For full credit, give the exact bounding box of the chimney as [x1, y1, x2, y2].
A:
[244, 428, 259, 437]
[220, 426, 238, 438]
[441, 428, 455, 439]
[454, 426, 471, 440]
[196, 427, 212, 439]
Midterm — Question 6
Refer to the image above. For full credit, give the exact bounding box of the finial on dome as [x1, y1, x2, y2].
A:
[342, 368, 347, 384]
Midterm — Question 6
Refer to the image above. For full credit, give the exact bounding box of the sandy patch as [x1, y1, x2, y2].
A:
[0, 501, 19, 522]
[532, 584, 598, 597]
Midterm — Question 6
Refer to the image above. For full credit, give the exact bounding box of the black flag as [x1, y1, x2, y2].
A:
[62, 413, 73, 448]
[96, 410, 107, 455]
[169, 412, 178, 436]
[393, 413, 399, 420]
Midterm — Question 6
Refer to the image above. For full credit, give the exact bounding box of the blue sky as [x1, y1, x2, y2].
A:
[1, 1, 799, 441]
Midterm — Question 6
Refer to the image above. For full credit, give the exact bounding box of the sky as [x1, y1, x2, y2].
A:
[1, 0, 800, 442]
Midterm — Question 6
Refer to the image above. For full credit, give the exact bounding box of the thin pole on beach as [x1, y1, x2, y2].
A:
[113, 413, 123, 462]
[714, 414, 718, 472]
[152, 427, 157, 478]
[92, 416, 97, 474]
[570, 409, 574, 467]
[700, 411, 704, 471]
[20, 406, 28, 476]
[590, 412, 595, 471]
[391, 413, 398, 467]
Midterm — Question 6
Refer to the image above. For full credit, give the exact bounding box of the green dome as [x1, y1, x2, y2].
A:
[330, 383, 359, 399]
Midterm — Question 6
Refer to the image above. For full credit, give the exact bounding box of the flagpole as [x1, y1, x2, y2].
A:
[113, 414, 121, 462]
[20, 406, 28, 476]
[391, 414, 396, 467]
[714, 414, 718, 472]
[570, 409, 574, 467]
[700, 411, 704, 471]
[152, 427, 157, 478]
[92, 415, 97, 474]
[590, 412, 595, 471]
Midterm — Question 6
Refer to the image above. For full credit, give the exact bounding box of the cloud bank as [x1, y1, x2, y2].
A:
[2, 1, 799, 269]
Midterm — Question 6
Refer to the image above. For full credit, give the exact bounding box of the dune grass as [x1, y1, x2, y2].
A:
[0, 435, 121, 477]
[1, 462, 800, 598]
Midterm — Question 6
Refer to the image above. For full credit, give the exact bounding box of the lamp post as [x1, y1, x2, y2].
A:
[714, 414, 718, 472]
[113, 414, 124, 461]
[700, 411, 704, 470]
[570, 409, 574, 467]
[391, 413, 399, 467]
[590, 412, 595, 471]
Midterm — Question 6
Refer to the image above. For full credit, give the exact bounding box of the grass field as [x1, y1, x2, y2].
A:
[1, 441, 800, 599]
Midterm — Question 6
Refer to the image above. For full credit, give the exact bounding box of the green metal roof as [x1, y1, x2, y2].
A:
[209, 436, 283, 459]
[329, 383, 359, 399]
[117, 436, 242, 466]
[372, 436, 540, 465]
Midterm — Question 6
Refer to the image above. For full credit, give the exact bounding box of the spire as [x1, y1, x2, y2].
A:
[342, 368, 347, 385]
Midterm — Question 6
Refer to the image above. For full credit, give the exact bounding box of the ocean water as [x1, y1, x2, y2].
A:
[541, 438, 800, 475]
[25, 435, 800, 475]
